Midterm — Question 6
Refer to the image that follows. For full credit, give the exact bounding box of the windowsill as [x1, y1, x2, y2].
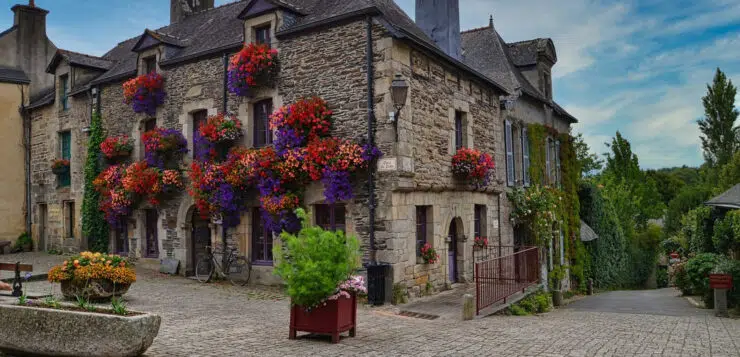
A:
[252, 260, 273, 267]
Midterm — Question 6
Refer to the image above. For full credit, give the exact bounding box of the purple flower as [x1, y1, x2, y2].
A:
[274, 128, 305, 156]
[321, 170, 353, 204]
[361, 144, 382, 162]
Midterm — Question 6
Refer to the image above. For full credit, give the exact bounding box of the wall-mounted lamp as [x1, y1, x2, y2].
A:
[389, 74, 409, 141]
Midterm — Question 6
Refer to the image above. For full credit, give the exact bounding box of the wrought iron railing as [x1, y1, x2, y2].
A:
[474, 246, 539, 315]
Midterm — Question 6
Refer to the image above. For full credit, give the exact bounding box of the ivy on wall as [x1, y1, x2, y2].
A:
[82, 112, 109, 252]
[527, 124, 546, 186]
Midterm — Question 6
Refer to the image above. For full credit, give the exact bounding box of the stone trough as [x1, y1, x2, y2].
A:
[0, 302, 160, 357]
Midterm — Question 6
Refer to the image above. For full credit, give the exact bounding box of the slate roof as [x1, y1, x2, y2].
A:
[46, 49, 113, 73]
[461, 25, 577, 123]
[27, 87, 55, 109]
[0, 25, 16, 39]
[705, 184, 740, 209]
[580, 220, 598, 242]
[0, 66, 30, 84]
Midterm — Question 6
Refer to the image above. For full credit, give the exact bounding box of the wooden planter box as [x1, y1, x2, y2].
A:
[289, 293, 357, 343]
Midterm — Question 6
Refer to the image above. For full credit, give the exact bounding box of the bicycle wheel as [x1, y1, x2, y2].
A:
[195, 256, 214, 283]
[226, 256, 251, 286]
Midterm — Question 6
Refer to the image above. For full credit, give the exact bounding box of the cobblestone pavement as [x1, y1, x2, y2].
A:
[10, 252, 740, 356]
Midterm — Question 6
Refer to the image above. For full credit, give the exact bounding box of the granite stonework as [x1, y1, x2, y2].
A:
[0, 302, 160, 357]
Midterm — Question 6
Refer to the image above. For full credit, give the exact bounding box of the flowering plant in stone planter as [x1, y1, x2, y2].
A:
[100, 135, 133, 161]
[199, 113, 243, 144]
[451, 147, 495, 187]
[122, 72, 165, 116]
[273, 208, 362, 343]
[227, 43, 279, 96]
[48, 251, 136, 301]
[474, 236, 489, 249]
[420, 242, 439, 264]
[51, 159, 70, 174]
[141, 127, 188, 168]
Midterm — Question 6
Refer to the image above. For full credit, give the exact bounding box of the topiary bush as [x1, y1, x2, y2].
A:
[273, 208, 361, 307]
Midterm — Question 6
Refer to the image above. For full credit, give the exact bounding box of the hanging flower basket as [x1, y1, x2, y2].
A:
[123, 72, 166, 116]
[474, 236, 489, 250]
[51, 159, 70, 175]
[420, 242, 439, 264]
[227, 43, 279, 97]
[101, 135, 133, 162]
[141, 127, 188, 169]
[451, 148, 495, 187]
[199, 113, 243, 144]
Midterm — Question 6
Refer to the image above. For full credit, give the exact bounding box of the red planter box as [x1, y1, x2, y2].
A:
[289, 293, 357, 344]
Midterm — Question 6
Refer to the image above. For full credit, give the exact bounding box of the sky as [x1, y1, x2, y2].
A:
[3, 0, 739, 169]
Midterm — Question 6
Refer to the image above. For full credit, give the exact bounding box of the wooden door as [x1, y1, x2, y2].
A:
[145, 209, 159, 258]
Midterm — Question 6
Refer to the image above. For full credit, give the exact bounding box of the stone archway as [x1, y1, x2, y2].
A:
[447, 217, 465, 283]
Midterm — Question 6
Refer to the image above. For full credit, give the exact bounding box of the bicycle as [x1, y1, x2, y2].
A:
[195, 246, 251, 286]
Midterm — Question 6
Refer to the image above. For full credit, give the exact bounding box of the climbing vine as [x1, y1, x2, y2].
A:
[82, 112, 109, 252]
[559, 133, 584, 288]
[527, 124, 546, 186]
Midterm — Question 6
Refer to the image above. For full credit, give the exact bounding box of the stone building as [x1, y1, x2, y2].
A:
[16, 0, 577, 297]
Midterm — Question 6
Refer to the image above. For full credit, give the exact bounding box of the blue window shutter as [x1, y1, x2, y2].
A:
[522, 127, 530, 187]
[59, 131, 71, 187]
[505, 120, 514, 186]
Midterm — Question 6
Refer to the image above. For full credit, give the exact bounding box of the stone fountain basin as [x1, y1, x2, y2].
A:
[0, 302, 160, 357]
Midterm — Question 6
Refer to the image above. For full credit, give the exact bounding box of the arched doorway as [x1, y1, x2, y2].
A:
[448, 219, 459, 283]
[190, 209, 211, 276]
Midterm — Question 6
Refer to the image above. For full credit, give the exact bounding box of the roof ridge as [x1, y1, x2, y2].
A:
[461, 25, 491, 35]
[58, 49, 111, 61]
[507, 38, 544, 46]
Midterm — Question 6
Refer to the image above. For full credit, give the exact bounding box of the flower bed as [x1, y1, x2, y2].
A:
[48, 252, 136, 301]
[451, 148, 495, 187]
[51, 159, 70, 174]
[141, 127, 187, 168]
[123, 72, 165, 116]
[100, 135, 133, 161]
[227, 43, 279, 97]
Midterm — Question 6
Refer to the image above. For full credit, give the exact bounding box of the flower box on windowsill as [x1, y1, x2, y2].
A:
[289, 292, 357, 344]
[51, 165, 70, 175]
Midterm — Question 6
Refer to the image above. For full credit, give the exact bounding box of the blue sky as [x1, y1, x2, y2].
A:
[3, 0, 739, 169]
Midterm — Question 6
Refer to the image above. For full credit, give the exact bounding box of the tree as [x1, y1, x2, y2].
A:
[82, 112, 109, 252]
[646, 169, 684, 206]
[698, 68, 739, 167]
[573, 133, 603, 176]
[604, 131, 641, 182]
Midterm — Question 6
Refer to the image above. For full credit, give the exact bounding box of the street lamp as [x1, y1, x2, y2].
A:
[389, 74, 409, 141]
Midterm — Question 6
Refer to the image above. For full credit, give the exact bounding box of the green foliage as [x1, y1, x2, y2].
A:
[661, 235, 687, 256]
[508, 186, 561, 245]
[712, 210, 740, 254]
[509, 304, 528, 316]
[527, 124, 547, 186]
[273, 209, 361, 307]
[573, 132, 602, 176]
[698, 68, 739, 167]
[42, 295, 61, 309]
[685, 253, 721, 300]
[509, 290, 552, 315]
[111, 297, 129, 315]
[713, 257, 740, 308]
[718, 151, 740, 192]
[82, 112, 109, 252]
[13, 232, 32, 251]
[625, 224, 662, 288]
[548, 265, 566, 291]
[392, 283, 408, 305]
[579, 182, 628, 289]
[671, 261, 691, 294]
[683, 206, 716, 254]
[656, 265, 669, 288]
[559, 133, 582, 280]
[645, 169, 685, 206]
[664, 186, 712, 236]
[17, 292, 28, 305]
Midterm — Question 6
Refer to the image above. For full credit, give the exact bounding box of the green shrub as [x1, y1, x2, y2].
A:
[509, 305, 528, 316]
[510, 290, 551, 315]
[392, 283, 408, 305]
[273, 209, 361, 307]
[683, 206, 716, 254]
[656, 265, 669, 288]
[672, 261, 691, 295]
[534, 292, 552, 313]
[713, 258, 740, 308]
[13, 232, 32, 251]
[661, 235, 687, 256]
[713, 210, 740, 255]
[684, 253, 720, 304]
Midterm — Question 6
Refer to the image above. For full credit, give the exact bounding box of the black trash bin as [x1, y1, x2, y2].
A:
[367, 262, 391, 306]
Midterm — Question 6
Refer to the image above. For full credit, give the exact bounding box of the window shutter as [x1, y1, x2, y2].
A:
[522, 127, 530, 187]
[455, 112, 463, 150]
[555, 140, 561, 187]
[505, 120, 514, 186]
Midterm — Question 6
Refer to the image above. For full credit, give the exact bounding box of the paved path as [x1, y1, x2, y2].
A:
[6, 253, 740, 356]
[565, 288, 709, 317]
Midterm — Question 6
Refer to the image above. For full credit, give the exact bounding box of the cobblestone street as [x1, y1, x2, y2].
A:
[5, 253, 740, 356]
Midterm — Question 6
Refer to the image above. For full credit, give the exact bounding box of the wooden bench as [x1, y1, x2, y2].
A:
[0, 262, 33, 297]
[0, 241, 10, 254]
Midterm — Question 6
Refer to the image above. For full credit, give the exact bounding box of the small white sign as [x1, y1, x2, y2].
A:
[378, 157, 397, 172]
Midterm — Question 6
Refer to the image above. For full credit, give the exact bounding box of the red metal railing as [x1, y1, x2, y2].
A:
[474, 246, 539, 315]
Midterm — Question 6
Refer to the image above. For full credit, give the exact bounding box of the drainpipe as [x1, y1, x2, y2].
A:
[365, 16, 376, 264]
[221, 52, 229, 263]
[19, 86, 31, 238]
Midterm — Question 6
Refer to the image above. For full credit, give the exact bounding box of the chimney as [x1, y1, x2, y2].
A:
[11, 1, 52, 96]
[415, 0, 461, 60]
[170, 0, 215, 24]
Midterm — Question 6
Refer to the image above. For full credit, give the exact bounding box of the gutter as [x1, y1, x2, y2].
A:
[18, 86, 31, 237]
[365, 15, 376, 264]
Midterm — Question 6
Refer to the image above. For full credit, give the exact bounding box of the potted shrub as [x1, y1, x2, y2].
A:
[11, 232, 32, 252]
[451, 148, 495, 187]
[549, 265, 566, 307]
[48, 251, 136, 301]
[420, 242, 439, 264]
[122, 72, 165, 115]
[273, 209, 365, 344]
[51, 159, 70, 175]
[100, 135, 133, 162]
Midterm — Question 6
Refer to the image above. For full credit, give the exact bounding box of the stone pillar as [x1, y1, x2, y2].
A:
[714, 288, 729, 318]
[462, 293, 474, 320]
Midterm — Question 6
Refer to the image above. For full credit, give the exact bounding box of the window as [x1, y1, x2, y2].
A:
[554, 140, 561, 187]
[59, 131, 71, 187]
[253, 99, 273, 147]
[416, 206, 430, 257]
[251, 208, 273, 264]
[474, 205, 486, 238]
[64, 201, 75, 238]
[59, 74, 69, 111]
[522, 126, 530, 186]
[254, 25, 271, 47]
[192, 110, 208, 161]
[504, 120, 515, 186]
[454, 111, 464, 151]
[143, 56, 157, 74]
[315, 204, 346, 232]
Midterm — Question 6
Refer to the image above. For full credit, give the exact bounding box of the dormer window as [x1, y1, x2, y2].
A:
[254, 25, 271, 47]
[59, 74, 69, 111]
[143, 56, 157, 74]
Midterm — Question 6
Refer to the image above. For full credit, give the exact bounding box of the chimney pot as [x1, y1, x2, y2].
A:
[415, 0, 461, 60]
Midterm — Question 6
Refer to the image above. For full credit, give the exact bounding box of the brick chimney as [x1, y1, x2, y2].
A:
[415, 0, 461, 60]
[170, 0, 215, 24]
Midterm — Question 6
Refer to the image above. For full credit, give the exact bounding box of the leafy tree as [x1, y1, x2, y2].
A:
[645, 169, 684, 206]
[82, 112, 109, 252]
[664, 186, 712, 235]
[698, 68, 739, 167]
[718, 150, 740, 192]
[573, 133, 603, 176]
[603, 131, 641, 183]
